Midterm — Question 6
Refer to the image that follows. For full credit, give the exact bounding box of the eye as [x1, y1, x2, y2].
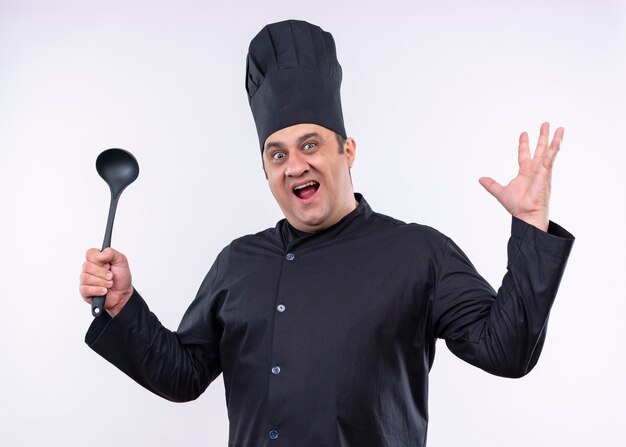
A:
[272, 151, 286, 161]
[303, 142, 317, 151]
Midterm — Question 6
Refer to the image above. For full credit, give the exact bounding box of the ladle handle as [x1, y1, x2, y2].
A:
[92, 196, 119, 318]
[91, 296, 106, 317]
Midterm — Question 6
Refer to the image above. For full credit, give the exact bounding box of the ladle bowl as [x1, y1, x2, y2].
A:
[96, 149, 140, 200]
[92, 148, 139, 317]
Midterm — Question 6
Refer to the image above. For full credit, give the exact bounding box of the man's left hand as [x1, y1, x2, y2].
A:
[479, 122, 564, 232]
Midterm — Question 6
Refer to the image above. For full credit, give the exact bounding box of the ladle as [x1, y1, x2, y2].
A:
[92, 148, 139, 317]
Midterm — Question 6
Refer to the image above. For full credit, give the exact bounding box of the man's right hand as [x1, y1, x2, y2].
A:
[80, 248, 134, 318]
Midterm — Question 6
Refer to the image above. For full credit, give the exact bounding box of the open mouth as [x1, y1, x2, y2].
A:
[293, 181, 320, 200]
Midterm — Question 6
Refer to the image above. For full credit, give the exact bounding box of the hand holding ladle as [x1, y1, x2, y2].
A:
[92, 148, 139, 317]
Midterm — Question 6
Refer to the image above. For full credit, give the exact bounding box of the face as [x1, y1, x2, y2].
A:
[262, 123, 357, 233]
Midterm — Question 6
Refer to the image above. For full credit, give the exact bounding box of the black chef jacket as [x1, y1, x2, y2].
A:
[86, 194, 574, 447]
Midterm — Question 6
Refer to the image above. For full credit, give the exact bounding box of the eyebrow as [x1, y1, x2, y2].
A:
[264, 132, 324, 152]
[297, 132, 323, 144]
[264, 140, 285, 152]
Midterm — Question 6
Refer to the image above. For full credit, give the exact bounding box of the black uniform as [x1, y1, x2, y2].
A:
[86, 194, 574, 447]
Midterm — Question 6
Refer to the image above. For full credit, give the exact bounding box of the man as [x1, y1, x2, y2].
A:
[80, 20, 574, 446]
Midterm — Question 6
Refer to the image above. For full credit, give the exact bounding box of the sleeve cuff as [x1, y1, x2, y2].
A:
[84, 288, 147, 347]
[510, 216, 575, 262]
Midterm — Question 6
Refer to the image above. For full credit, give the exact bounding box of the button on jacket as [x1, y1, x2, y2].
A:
[86, 194, 574, 447]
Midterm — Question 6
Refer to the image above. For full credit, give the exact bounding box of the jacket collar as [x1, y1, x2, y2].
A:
[277, 193, 372, 250]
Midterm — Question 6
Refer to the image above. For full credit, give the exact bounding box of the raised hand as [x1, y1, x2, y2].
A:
[479, 122, 564, 232]
[79, 247, 134, 317]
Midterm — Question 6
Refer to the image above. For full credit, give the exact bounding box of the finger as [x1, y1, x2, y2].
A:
[518, 131, 530, 166]
[543, 126, 564, 171]
[79, 270, 113, 300]
[85, 248, 114, 267]
[82, 260, 113, 280]
[534, 122, 550, 159]
[100, 247, 129, 268]
[79, 284, 109, 300]
[552, 126, 565, 144]
[479, 177, 503, 199]
[80, 271, 113, 289]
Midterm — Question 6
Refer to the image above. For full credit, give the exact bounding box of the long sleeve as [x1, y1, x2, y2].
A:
[431, 217, 574, 378]
[82, 196, 575, 446]
[85, 258, 224, 402]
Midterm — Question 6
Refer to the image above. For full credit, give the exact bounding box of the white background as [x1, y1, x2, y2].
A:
[1, 0, 624, 445]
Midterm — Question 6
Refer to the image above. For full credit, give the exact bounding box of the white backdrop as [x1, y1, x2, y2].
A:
[1, 1, 624, 446]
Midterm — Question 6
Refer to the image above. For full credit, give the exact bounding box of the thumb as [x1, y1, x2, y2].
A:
[99, 247, 129, 267]
[478, 177, 503, 200]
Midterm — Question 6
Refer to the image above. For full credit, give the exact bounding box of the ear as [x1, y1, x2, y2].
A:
[344, 137, 357, 168]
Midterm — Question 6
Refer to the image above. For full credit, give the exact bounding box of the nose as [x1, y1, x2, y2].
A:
[284, 151, 309, 177]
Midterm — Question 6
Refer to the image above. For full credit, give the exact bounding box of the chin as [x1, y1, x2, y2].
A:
[292, 213, 328, 231]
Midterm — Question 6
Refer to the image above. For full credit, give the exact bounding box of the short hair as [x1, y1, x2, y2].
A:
[335, 133, 346, 154]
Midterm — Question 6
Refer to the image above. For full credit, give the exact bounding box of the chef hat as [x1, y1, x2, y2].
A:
[245, 19, 346, 151]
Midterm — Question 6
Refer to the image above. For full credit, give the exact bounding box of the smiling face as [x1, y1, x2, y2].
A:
[262, 123, 357, 233]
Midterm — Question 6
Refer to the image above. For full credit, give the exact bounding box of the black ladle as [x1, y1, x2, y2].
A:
[92, 148, 139, 317]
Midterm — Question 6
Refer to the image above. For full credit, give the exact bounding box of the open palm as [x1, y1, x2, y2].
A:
[479, 122, 564, 232]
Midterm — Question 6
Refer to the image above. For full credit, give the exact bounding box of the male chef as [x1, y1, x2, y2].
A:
[80, 19, 574, 447]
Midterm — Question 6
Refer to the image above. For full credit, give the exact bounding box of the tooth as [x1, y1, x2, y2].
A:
[294, 181, 315, 190]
